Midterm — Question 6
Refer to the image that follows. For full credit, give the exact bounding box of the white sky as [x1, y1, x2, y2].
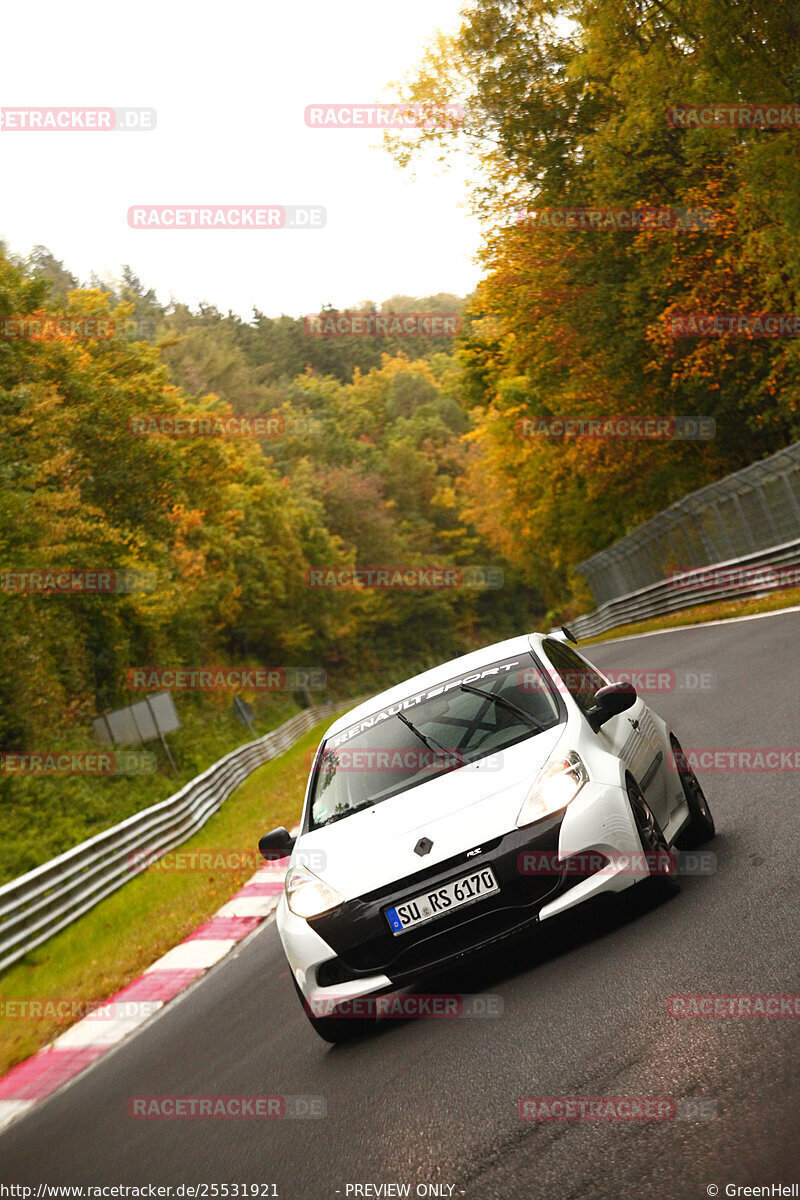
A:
[0, 0, 483, 319]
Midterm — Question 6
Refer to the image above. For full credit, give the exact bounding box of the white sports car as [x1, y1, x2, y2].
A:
[259, 630, 714, 1041]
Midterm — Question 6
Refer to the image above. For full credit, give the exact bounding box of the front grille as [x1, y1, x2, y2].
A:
[309, 815, 577, 981]
[380, 904, 541, 982]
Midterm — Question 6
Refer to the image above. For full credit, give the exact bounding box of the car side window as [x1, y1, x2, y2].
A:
[543, 640, 608, 716]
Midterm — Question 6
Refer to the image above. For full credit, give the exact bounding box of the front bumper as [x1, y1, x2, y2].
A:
[279, 780, 645, 1003]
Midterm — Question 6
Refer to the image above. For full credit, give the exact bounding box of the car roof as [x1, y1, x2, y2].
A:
[324, 631, 551, 737]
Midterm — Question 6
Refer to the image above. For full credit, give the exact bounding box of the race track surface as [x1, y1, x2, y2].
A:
[3, 611, 799, 1199]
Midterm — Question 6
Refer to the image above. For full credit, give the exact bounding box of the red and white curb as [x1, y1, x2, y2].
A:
[0, 847, 294, 1135]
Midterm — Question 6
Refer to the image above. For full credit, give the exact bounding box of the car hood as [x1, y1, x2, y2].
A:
[291, 725, 565, 900]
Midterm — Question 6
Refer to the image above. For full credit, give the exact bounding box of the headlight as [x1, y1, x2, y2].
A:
[285, 865, 344, 919]
[516, 751, 588, 827]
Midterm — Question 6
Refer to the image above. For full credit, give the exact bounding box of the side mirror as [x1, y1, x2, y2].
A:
[258, 826, 296, 861]
[586, 680, 637, 732]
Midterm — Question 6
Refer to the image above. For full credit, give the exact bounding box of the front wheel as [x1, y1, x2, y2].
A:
[627, 777, 680, 898]
[672, 737, 715, 849]
[292, 977, 376, 1044]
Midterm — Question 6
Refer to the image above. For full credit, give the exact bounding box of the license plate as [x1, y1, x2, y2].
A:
[384, 866, 499, 935]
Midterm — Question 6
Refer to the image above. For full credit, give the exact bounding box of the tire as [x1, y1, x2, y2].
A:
[292, 977, 376, 1044]
[672, 737, 715, 849]
[627, 776, 680, 898]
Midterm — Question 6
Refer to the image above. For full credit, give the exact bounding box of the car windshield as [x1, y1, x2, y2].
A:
[308, 654, 561, 828]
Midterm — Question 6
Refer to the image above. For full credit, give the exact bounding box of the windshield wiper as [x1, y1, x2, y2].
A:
[459, 683, 546, 731]
[395, 710, 452, 756]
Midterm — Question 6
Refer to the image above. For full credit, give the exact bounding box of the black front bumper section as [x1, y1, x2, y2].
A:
[310, 814, 606, 988]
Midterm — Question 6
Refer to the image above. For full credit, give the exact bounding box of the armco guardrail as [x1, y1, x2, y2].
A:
[0, 700, 353, 974]
[575, 440, 800, 606]
[566, 536, 800, 640]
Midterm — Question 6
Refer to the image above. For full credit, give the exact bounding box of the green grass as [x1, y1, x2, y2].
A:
[0, 691, 308, 885]
[578, 584, 800, 646]
[0, 714, 336, 1076]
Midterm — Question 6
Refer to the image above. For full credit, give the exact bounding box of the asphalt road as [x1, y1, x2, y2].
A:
[3, 610, 800, 1199]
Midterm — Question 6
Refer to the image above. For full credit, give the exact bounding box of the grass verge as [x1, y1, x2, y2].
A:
[578, 585, 800, 646]
[0, 714, 337, 1077]
[0, 691, 308, 886]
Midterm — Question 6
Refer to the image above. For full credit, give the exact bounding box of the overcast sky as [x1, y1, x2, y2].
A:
[0, 0, 482, 320]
